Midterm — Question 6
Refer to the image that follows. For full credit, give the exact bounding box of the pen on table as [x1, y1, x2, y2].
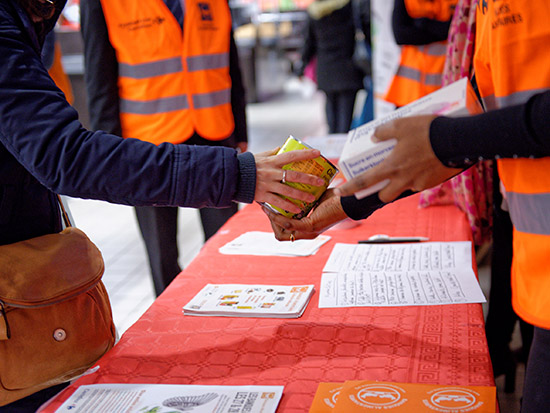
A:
[358, 234, 430, 244]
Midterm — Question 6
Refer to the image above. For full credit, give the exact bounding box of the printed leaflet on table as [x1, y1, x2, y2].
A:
[183, 284, 315, 318]
[54, 383, 283, 413]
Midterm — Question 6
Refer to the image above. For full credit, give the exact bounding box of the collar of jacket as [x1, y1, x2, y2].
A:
[11, 0, 66, 51]
[307, 0, 350, 20]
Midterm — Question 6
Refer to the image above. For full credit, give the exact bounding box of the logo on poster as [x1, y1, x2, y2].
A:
[322, 387, 341, 408]
[424, 388, 482, 411]
[349, 384, 407, 408]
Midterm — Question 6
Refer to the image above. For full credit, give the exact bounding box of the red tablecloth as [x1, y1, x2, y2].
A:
[43, 195, 494, 412]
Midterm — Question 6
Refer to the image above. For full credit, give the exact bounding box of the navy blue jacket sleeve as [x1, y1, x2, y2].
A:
[0, 6, 255, 209]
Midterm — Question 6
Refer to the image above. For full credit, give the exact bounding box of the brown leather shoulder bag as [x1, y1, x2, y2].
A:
[0, 197, 116, 406]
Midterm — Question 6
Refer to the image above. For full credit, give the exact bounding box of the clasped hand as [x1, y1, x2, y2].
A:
[253, 147, 325, 214]
[262, 115, 464, 242]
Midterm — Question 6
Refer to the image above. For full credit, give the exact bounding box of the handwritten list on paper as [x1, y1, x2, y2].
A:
[319, 242, 486, 308]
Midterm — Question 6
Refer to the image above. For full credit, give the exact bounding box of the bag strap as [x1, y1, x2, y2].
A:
[56, 195, 72, 228]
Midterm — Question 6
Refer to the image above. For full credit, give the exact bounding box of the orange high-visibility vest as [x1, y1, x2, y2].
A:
[384, 42, 447, 107]
[474, 0, 550, 328]
[48, 41, 74, 105]
[404, 0, 456, 21]
[385, 0, 456, 107]
[99, 0, 234, 145]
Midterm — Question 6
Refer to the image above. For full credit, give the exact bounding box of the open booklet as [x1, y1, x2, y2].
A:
[183, 284, 315, 318]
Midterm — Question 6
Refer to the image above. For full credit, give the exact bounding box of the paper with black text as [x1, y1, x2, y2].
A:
[319, 242, 486, 307]
[54, 383, 283, 413]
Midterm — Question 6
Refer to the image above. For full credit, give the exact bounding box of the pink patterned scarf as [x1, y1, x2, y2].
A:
[419, 0, 493, 246]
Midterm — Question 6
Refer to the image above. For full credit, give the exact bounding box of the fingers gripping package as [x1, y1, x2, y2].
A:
[338, 77, 484, 199]
[264, 136, 339, 219]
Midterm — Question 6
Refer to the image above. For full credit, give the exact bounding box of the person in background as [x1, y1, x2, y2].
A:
[265, 90, 550, 413]
[0, 0, 324, 409]
[294, 0, 366, 134]
[385, 0, 456, 108]
[80, 0, 250, 296]
[267, 8, 550, 411]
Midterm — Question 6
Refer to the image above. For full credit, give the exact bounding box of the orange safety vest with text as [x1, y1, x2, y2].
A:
[99, 0, 234, 145]
[385, 0, 456, 107]
[474, 0, 550, 329]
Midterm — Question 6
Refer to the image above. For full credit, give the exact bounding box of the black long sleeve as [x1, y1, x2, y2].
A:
[80, 0, 122, 135]
[341, 191, 414, 220]
[430, 90, 550, 168]
[391, 0, 450, 45]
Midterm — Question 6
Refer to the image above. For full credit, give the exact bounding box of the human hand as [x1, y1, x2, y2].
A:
[262, 189, 349, 241]
[335, 115, 463, 203]
[254, 148, 326, 214]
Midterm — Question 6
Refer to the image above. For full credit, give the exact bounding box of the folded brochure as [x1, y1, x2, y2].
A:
[183, 284, 315, 318]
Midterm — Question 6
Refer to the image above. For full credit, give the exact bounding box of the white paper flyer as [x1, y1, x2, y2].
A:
[183, 284, 315, 318]
[54, 383, 284, 413]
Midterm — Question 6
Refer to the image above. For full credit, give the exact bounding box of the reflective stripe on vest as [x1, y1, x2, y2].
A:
[482, 88, 549, 110]
[506, 192, 550, 235]
[474, 0, 550, 328]
[393, 66, 443, 87]
[99, 0, 234, 145]
[385, 42, 447, 107]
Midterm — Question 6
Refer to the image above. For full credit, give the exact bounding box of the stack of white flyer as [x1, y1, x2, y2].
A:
[183, 284, 315, 318]
[319, 241, 486, 308]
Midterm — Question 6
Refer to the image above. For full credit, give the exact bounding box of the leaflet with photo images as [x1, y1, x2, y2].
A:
[183, 284, 315, 318]
[54, 383, 283, 413]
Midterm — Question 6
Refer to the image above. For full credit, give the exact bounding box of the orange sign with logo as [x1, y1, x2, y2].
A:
[310, 380, 496, 412]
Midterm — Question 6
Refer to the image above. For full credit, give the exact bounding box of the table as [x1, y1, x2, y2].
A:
[43, 195, 495, 412]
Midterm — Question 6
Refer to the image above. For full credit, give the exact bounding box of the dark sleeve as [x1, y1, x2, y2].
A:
[358, 0, 371, 46]
[392, 0, 450, 45]
[235, 151, 256, 202]
[341, 190, 414, 220]
[80, 0, 122, 135]
[229, 30, 248, 144]
[40, 30, 55, 69]
[430, 90, 550, 168]
[297, 17, 316, 76]
[0, 16, 248, 209]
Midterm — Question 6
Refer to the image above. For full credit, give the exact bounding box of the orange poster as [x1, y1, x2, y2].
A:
[310, 380, 496, 412]
[309, 382, 344, 412]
